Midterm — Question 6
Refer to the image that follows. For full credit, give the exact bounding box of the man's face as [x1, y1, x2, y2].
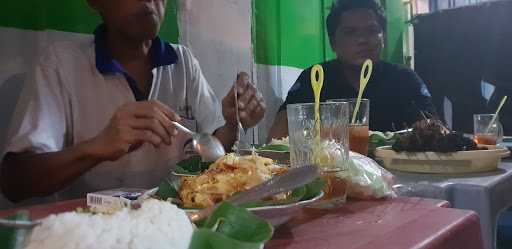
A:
[331, 9, 384, 67]
[89, 0, 167, 41]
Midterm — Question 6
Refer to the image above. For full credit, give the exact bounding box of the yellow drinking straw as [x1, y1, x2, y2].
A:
[310, 64, 324, 146]
[485, 95, 508, 133]
[352, 59, 373, 124]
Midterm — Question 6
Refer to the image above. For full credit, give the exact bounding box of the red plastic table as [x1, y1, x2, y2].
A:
[0, 197, 483, 249]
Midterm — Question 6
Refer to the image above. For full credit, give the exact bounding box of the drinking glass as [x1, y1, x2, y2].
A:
[328, 99, 370, 155]
[473, 114, 503, 145]
[287, 102, 350, 205]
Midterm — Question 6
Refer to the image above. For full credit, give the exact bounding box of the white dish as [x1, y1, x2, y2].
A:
[185, 191, 323, 227]
[146, 187, 322, 227]
[375, 145, 510, 174]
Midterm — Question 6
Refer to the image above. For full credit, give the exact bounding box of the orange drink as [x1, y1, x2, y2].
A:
[320, 171, 348, 202]
[328, 98, 370, 155]
[474, 134, 498, 145]
[473, 114, 503, 146]
[349, 124, 370, 155]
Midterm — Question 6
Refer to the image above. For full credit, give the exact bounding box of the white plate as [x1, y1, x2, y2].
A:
[185, 191, 323, 227]
[132, 188, 323, 228]
[375, 145, 510, 174]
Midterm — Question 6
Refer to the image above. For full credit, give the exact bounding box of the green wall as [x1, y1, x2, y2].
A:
[0, 0, 406, 67]
[253, 0, 337, 69]
[381, 0, 408, 65]
[253, 0, 408, 68]
[0, 0, 179, 43]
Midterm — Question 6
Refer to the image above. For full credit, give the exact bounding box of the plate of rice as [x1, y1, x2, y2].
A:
[2, 200, 274, 249]
[24, 199, 193, 249]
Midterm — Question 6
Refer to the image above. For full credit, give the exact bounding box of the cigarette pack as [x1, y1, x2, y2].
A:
[86, 188, 147, 212]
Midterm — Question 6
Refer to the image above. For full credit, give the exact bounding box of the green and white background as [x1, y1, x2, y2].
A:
[254, 0, 410, 141]
[0, 0, 409, 207]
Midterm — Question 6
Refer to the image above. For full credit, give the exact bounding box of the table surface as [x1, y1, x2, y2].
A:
[0, 197, 484, 249]
[393, 160, 512, 249]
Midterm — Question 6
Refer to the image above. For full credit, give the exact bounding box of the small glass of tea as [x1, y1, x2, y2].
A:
[473, 114, 503, 145]
[328, 99, 370, 155]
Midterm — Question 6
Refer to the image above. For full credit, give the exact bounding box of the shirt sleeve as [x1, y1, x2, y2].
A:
[3, 49, 71, 157]
[183, 48, 225, 134]
[278, 69, 314, 112]
[399, 67, 438, 123]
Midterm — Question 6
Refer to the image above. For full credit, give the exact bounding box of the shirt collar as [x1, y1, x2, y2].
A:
[93, 24, 179, 75]
[333, 59, 384, 82]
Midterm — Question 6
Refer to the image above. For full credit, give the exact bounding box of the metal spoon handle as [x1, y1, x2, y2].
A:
[172, 121, 194, 136]
[188, 165, 320, 221]
[0, 219, 41, 229]
[234, 79, 243, 155]
[228, 165, 320, 204]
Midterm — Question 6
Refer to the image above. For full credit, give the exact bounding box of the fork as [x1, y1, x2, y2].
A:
[233, 76, 244, 156]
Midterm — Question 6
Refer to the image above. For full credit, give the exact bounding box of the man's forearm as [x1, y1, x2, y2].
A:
[267, 110, 289, 142]
[214, 123, 238, 152]
[0, 140, 104, 202]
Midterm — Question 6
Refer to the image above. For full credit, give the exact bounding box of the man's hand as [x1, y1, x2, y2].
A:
[222, 72, 266, 129]
[87, 100, 181, 161]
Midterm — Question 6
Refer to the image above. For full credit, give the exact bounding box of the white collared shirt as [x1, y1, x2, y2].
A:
[3, 37, 225, 202]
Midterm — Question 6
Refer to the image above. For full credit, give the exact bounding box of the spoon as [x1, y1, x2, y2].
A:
[0, 165, 321, 228]
[485, 95, 508, 134]
[172, 122, 225, 162]
[351, 59, 373, 124]
[310, 64, 324, 146]
[145, 86, 225, 162]
[233, 76, 244, 156]
[188, 164, 321, 222]
[0, 218, 38, 229]
[310, 65, 326, 167]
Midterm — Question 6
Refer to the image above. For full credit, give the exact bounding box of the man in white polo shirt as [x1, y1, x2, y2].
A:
[0, 0, 265, 203]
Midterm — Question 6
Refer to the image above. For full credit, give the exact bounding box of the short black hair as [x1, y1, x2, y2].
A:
[326, 0, 386, 42]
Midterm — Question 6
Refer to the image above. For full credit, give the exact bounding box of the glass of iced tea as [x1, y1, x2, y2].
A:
[473, 114, 503, 145]
[328, 99, 370, 155]
[287, 102, 350, 206]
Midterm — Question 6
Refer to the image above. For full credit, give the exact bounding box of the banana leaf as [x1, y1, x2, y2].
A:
[368, 131, 399, 158]
[188, 202, 273, 249]
[0, 211, 30, 249]
[258, 144, 289, 152]
[173, 155, 212, 176]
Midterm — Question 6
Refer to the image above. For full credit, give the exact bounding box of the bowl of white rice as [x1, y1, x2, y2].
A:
[24, 199, 193, 249]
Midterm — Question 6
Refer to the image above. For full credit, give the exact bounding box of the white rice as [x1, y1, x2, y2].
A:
[25, 199, 193, 249]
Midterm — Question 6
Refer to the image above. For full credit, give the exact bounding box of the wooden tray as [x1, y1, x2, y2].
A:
[375, 146, 510, 174]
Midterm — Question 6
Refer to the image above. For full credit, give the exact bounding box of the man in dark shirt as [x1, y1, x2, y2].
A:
[267, 0, 436, 140]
